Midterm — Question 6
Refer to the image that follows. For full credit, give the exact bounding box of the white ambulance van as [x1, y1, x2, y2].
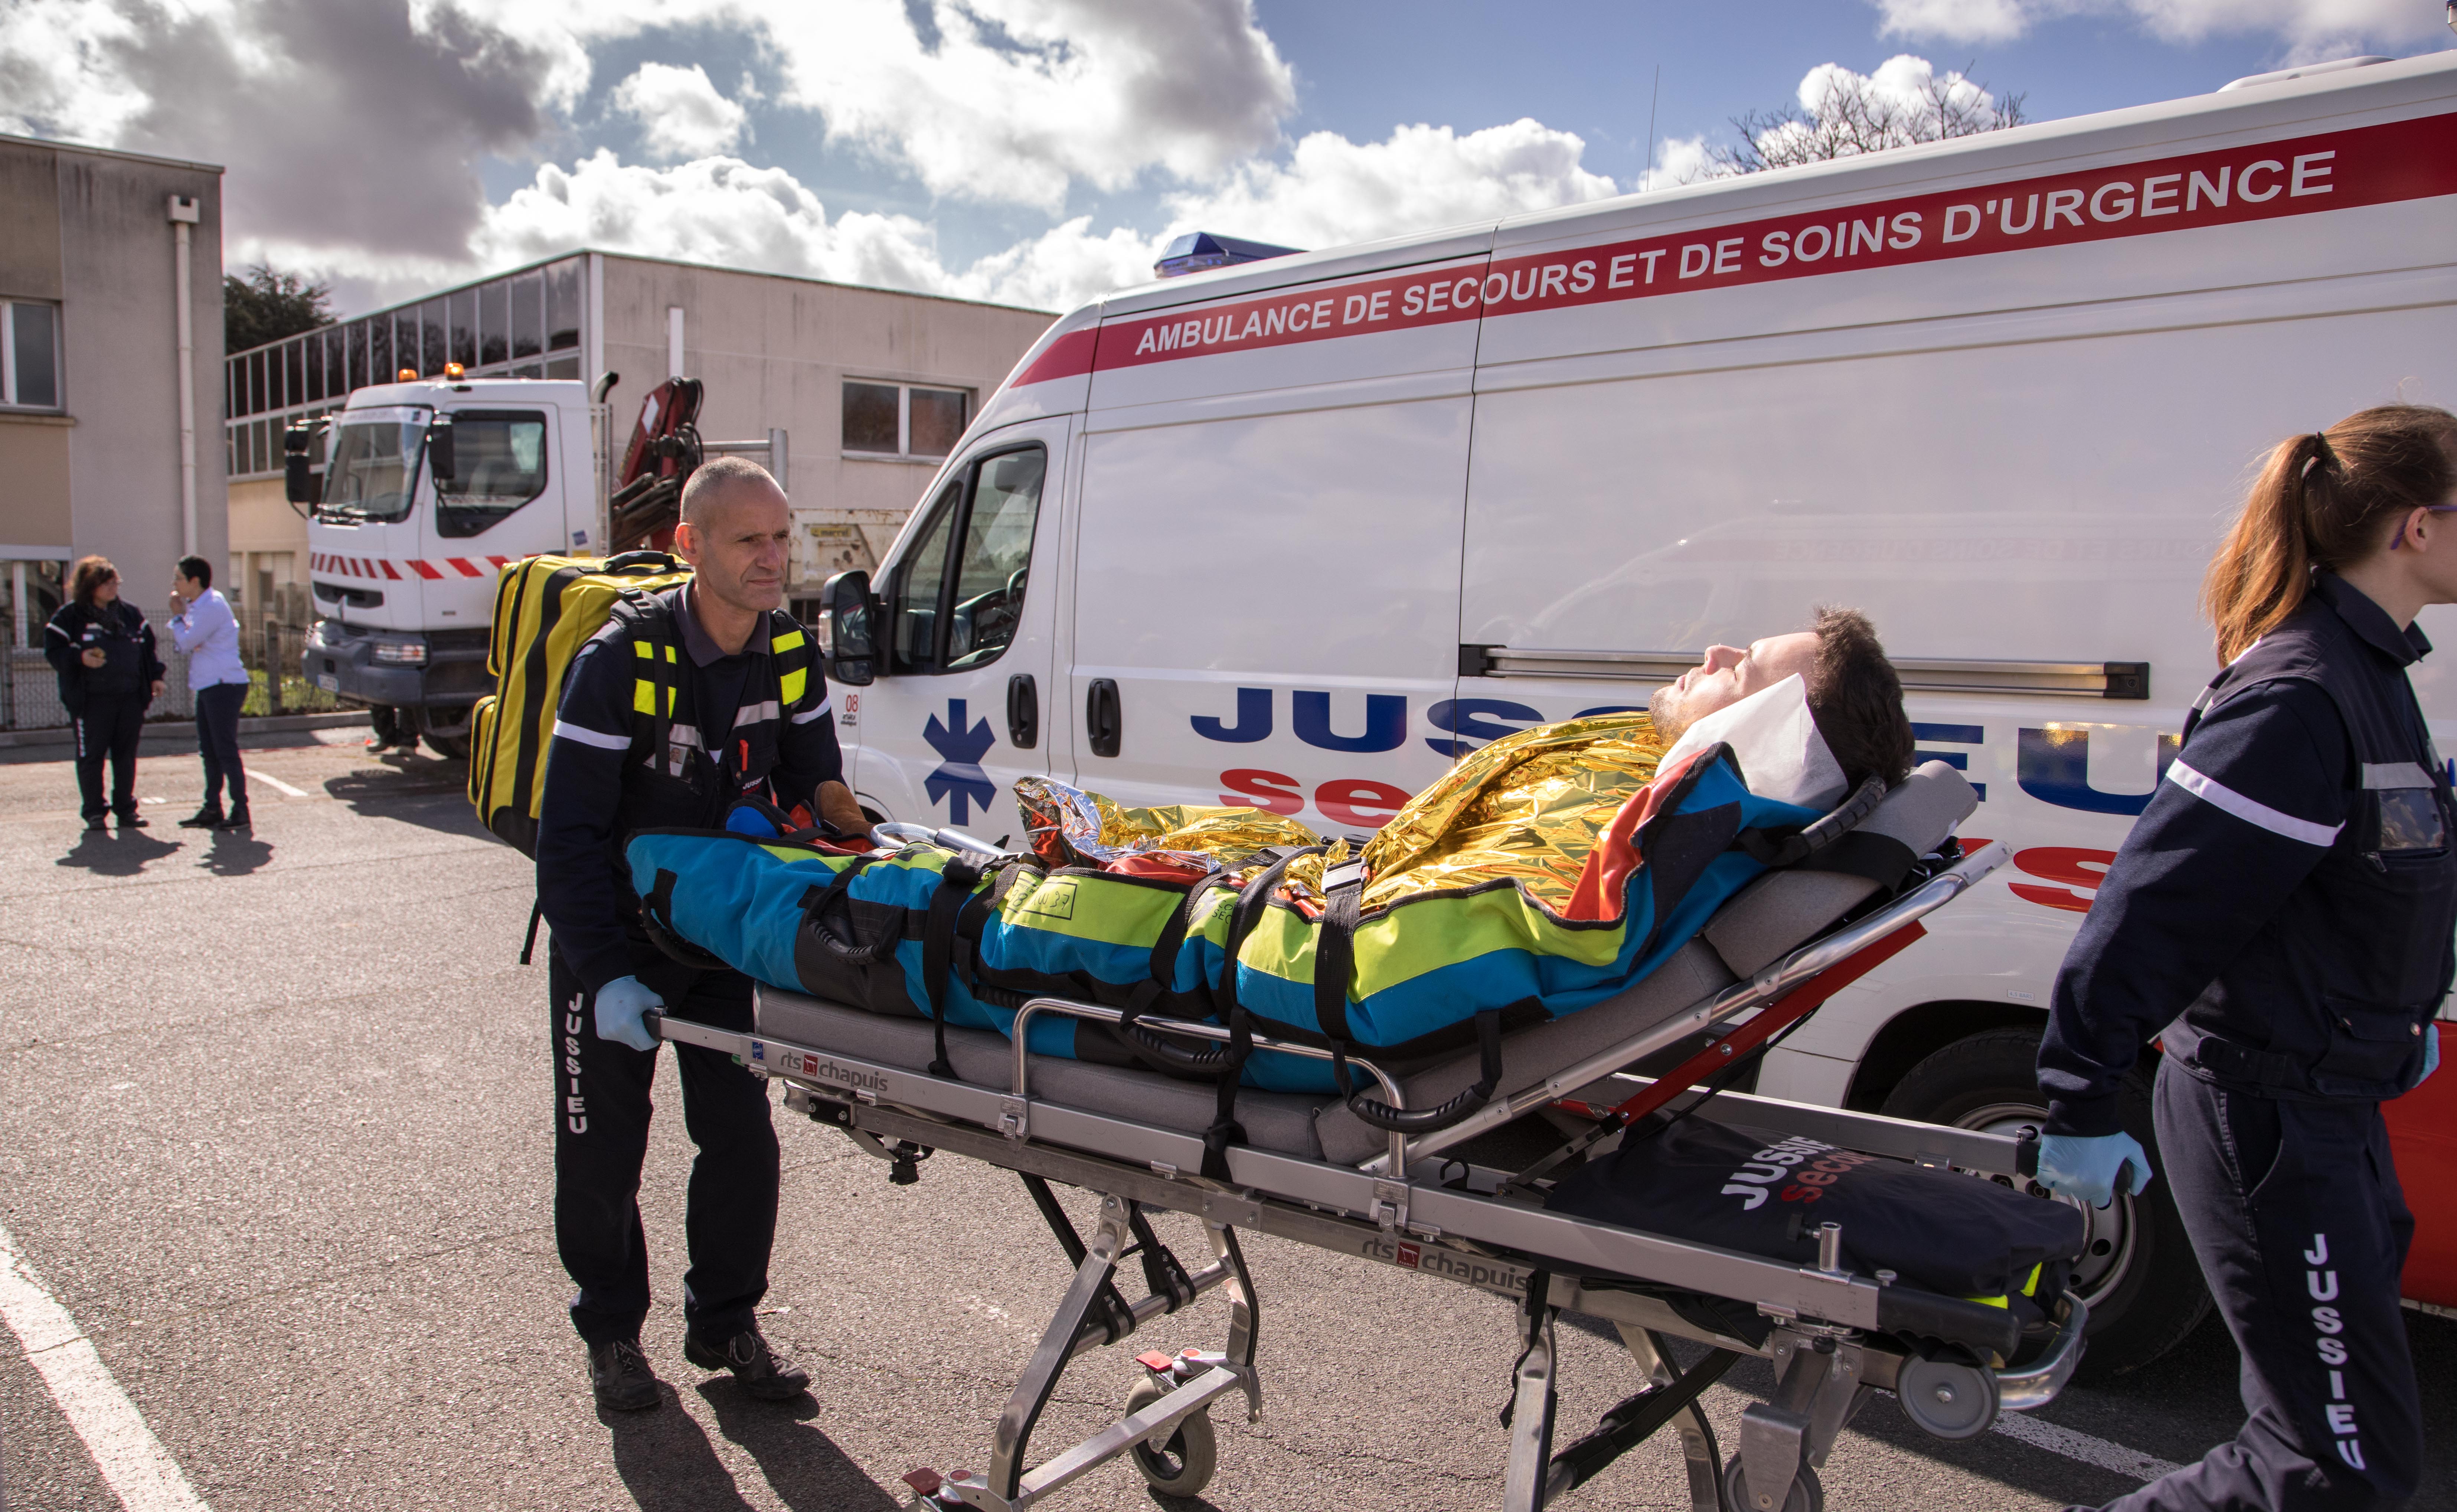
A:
[816, 52, 2457, 1373]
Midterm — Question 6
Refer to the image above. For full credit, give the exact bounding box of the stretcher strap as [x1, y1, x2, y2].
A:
[796, 855, 894, 962]
[921, 856, 985, 1079]
[1343, 1009, 1508, 1133]
[1203, 846, 1321, 1180]
[1110, 863, 1237, 1074]
[1312, 865, 1365, 1093]
[1734, 773, 1889, 868]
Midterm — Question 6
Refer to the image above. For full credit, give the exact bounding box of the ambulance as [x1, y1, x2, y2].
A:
[816, 50, 2457, 1374]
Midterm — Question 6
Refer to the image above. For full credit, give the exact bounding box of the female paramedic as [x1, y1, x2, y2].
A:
[2036, 404, 2457, 1512]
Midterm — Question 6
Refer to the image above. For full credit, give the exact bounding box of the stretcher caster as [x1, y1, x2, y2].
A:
[1724, 1454, 1822, 1512]
[1123, 1375, 1218, 1497]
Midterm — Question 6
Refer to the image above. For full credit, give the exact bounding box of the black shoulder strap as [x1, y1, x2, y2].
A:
[1312, 858, 1367, 1093]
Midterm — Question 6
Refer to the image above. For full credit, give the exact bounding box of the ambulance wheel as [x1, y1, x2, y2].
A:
[1878, 1026, 2211, 1381]
[1723, 1454, 1821, 1512]
[422, 732, 470, 760]
[1123, 1377, 1217, 1497]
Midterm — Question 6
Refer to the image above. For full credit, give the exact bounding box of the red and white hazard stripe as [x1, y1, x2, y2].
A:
[309, 553, 511, 580]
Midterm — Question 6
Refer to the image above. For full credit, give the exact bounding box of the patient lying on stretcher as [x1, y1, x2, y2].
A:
[1020, 607, 1916, 915]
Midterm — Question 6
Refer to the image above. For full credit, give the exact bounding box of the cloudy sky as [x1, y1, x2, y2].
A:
[1, 0, 2449, 317]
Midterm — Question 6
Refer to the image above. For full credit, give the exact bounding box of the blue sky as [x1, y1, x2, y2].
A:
[3, 0, 2449, 313]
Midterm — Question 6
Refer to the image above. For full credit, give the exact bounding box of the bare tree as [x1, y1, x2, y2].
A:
[1713, 61, 2025, 175]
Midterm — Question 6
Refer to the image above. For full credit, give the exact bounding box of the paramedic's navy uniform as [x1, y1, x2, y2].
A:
[44, 598, 164, 825]
[535, 584, 838, 1351]
[2041, 572, 2450, 1512]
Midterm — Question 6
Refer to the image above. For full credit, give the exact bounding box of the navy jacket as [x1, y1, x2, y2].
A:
[2041, 573, 2457, 1135]
[44, 600, 164, 715]
[535, 585, 842, 995]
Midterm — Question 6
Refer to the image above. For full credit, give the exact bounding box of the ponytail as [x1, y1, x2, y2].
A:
[2203, 405, 2457, 664]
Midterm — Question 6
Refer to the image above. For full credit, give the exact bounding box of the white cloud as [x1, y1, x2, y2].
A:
[1156, 119, 1623, 251]
[753, 0, 1295, 212]
[1869, 0, 2453, 55]
[609, 61, 747, 161]
[1636, 134, 1717, 192]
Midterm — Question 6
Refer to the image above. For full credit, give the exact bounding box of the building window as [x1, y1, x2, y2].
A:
[2, 302, 59, 409]
[843, 380, 970, 460]
[545, 258, 581, 352]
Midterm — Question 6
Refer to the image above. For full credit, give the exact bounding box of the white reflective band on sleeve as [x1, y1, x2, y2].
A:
[791, 697, 831, 725]
[2167, 760, 2343, 846]
[550, 719, 631, 751]
[732, 699, 782, 728]
[2361, 762, 2435, 790]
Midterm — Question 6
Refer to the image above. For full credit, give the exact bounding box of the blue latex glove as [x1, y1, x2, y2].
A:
[725, 803, 781, 838]
[2423, 1023, 2441, 1085]
[594, 974, 664, 1053]
[2036, 1130, 2153, 1209]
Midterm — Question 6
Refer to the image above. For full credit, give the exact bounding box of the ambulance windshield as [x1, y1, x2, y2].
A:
[320, 409, 430, 523]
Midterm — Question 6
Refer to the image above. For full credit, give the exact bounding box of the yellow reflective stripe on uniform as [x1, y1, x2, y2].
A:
[2019, 1263, 2043, 1297]
[1968, 1294, 2010, 1309]
[772, 630, 806, 654]
[633, 640, 652, 659]
[634, 679, 656, 716]
[780, 667, 807, 706]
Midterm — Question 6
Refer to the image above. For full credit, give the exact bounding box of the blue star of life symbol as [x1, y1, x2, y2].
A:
[923, 698, 998, 826]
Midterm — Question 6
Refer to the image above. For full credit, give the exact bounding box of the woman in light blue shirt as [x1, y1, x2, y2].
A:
[168, 555, 251, 830]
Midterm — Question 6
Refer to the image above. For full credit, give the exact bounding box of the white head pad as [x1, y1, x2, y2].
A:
[1659, 673, 1848, 811]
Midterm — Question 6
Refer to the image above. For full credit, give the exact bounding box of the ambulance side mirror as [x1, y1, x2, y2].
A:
[282, 423, 320, 506]
[823, 568, 876, 685]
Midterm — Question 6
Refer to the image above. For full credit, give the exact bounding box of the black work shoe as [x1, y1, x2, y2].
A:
[177, 807, 223, 829]
[84, 816, 108, 832]
[215, 807, 252, 832]
[115, 811, 147, 829]
[588, 1338, 661, 1411]
[683, 1328, 811, 1400]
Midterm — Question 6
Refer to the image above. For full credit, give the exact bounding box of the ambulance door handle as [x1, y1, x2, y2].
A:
[1007, 673, 1039, 750]
[1087, 678, 1121, 758]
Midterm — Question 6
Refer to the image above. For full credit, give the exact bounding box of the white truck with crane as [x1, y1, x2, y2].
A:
[284, 369, 782, 754]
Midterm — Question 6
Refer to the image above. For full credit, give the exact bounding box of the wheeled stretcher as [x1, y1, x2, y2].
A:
[648, 763, 2087, 1511]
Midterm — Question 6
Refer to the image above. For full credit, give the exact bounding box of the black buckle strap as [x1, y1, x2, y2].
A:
[921, 855, 985, 1079]
[1200, 845, 1323, 1180]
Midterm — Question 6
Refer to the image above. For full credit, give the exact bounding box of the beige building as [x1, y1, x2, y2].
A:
[225, 251, 1054, 616]
[0, 132, 225, 667]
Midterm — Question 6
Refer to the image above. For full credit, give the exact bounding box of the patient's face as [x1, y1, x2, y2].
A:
[1648, 631, 1819, 743]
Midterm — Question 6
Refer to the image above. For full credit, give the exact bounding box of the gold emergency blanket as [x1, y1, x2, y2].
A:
[1357, 711, 1663, 911]
[1012, 711, 1663, 915]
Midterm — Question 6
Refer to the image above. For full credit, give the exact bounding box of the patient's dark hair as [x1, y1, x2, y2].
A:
[1805, 606, 1914, 792]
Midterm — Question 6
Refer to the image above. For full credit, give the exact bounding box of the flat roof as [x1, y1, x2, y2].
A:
[229, 246, 1056, 363]
[0, 128, 223, 175]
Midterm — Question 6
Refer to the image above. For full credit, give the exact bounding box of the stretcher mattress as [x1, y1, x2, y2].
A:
[756, 762, 1978, 1169]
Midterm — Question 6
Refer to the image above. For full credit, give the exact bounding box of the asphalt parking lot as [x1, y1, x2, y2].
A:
[2, 728, 2452, 1512]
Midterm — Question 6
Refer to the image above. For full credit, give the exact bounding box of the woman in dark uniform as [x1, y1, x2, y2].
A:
[2037, 405, 2457, 1511]
[43, 555, 166, 832]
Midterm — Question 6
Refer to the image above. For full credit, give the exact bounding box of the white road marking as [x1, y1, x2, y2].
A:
[248, 771, 307, 798]
[1993, 1408, 2186, 1481]
[0, 1218, 212, 1511]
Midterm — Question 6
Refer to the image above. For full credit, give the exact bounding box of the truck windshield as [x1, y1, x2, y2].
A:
[321, 411, 430, 523]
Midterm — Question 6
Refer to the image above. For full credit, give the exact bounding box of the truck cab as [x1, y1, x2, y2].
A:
[297, 376, 597, 753]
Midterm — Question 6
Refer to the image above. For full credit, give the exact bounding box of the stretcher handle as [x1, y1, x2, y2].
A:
[1873, 1285, 2022, 1361]
[1115, 1018, 1231, 1073]
[1343, 1080, 1491, 1134]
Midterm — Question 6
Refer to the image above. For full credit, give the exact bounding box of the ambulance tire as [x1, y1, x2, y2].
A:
[423, 732, 471, 761]
[1878, 1026, 2211, 1381]
[1122, 1376, 1217, 1497]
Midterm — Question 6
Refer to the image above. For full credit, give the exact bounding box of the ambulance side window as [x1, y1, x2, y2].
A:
[889, 480, 960, 674]
[945, 447, 1044, 670]
[886, 445, 1046, 675]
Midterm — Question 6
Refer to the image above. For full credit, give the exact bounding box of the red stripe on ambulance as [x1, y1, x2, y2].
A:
[1066, 111, 2457, 381]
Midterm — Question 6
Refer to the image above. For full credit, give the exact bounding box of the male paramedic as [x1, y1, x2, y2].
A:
[536, 456, 871, 1411]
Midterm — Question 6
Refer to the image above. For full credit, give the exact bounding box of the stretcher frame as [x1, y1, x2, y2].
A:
[653, 839, 2090, 1511]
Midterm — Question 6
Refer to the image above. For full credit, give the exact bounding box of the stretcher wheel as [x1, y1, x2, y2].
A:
[1123, 1376, 1218, 1497]
[1722, 1454, 1821, 1512]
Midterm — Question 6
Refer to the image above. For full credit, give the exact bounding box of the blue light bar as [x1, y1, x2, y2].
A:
[1154, 231, 1303, 278]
